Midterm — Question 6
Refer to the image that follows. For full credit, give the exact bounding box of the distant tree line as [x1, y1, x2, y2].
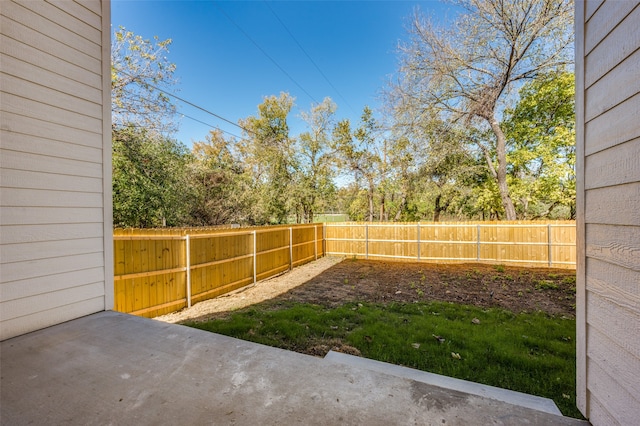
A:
[111, 0, 575, 228]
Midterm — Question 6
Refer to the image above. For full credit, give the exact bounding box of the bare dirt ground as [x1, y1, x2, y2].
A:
[155, 256, 342, 323]
[155, 256, 576, 324]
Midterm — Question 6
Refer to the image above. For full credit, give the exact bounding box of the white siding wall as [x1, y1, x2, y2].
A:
[576, 1, 640, 423]
[0, 0, 112, 340]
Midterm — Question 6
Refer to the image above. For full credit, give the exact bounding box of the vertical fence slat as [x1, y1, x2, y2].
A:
[548, 224, 553, 267]
[477, 224, 481, 261]
[417, 223, 421, 261]
[365, 223, 369, 259]
[253, 231, 257, 284]
[289, 227, 293, 270]
[186, 235, 191, 308]
[322, 223, 326, 256]
[314, 225, 318, 260]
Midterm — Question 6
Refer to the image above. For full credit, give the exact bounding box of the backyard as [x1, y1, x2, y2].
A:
[158, 258, 580, 418]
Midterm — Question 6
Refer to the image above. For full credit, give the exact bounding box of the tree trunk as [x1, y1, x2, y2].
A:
[433, 194, 441, 222]
[487, 116, 517, 220]
[307, 206, 314, 224]
[394, 194, 406, 221]
[433, 192, 449, 222]
[379, 192, 385, 222]
[367, 180, 375, 222]
[307, 195, 315, 224]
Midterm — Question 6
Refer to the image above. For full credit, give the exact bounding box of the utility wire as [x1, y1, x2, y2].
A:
[179, 113, 243, 140]
[214, 1, 320, 105]
[263, 0, 357, 114]
[113, 66, 257, 136]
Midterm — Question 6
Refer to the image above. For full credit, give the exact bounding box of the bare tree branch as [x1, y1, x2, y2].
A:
[391, 0, 573, 219]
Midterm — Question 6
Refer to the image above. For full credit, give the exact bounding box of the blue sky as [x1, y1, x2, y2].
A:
[111, 1, 458, 147]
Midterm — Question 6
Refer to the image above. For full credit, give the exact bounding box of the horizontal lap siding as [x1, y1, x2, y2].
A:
[584, 137, 640, 190]
[587, 326, 640, 401]
[578, 0, 640, 422]
[0, 1, 109, 340]
[0, 297, 105, 340]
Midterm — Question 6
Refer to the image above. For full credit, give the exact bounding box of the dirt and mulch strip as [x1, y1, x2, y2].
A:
[156, 256, 576, 324]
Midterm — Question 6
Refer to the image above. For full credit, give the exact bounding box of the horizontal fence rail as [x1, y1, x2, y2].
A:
[113, 224, 324, 318]
[324, 221, 576, 269]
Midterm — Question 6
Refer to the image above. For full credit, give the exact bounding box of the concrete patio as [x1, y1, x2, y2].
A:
[1, 311, 587, 425]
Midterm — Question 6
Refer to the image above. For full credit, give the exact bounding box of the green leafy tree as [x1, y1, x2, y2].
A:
[386, 98, 485, 221]
[386, 135, 416, 221]
[421, 135, 480, 222]
[237, 93, 297, 224]
[189, 130, 251, 225]
[332, 107, 381, 222]
[296, 98, 338, 223]
[112, 127, 193, 227]
[502, 71, 576, 218]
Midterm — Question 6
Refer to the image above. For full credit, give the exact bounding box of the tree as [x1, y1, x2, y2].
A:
[395, 0, 573, 220]
[296, 98, 338, 223]
[502, 71, 575, 218]
[111, 27, 178, 134]
[189, 130, 251, 225]
[386, 135, 415, 221]
[421, 127, 482, 222]
[112, 127, 193, 227]
[237, 93, 297, 224]
[332, 107, 381, 222]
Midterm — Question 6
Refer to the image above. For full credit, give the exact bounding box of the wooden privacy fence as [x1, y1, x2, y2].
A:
[113, 224, 324, 318]
[324, 221, 576, 269]
[114, 221, 576, 318]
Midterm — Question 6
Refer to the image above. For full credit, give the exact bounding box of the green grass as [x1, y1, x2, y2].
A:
[186, 301, 580, 418]
[535, 280, 560, 290]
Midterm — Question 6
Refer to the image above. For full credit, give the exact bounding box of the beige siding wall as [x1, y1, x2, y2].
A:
[0, 0, 112, 340]
[576, 1, 640, 423]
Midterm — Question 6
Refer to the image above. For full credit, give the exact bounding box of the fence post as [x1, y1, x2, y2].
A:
[323, 223, 326, 256]
[417, 222, 421, 261]
[548, 224, 552, 267]
[252, 231, 257, 284]
[185, 234, 191, 308]
[314, 225, 318, 260]
[365, 223, 369, 259]
[476, 224, 481, 261]
[289, 227, 293, 270]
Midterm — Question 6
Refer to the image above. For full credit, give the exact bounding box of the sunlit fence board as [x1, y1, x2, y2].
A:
[256, 227, 290, 281]
[113, 229, 187, 317]
[190, 232, 254, 305]
[419, 224, 477, 261]
[324, 224, 367, 258]
[325, 221, 576, 268]
[113, 224, 324, 318]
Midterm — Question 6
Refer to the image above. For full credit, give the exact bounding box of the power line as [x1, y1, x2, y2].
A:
[178, 113, 243, 140]
[263, 0, 357, 114]
[113, 66, 256, 136]
[214, 1, 320, 105]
